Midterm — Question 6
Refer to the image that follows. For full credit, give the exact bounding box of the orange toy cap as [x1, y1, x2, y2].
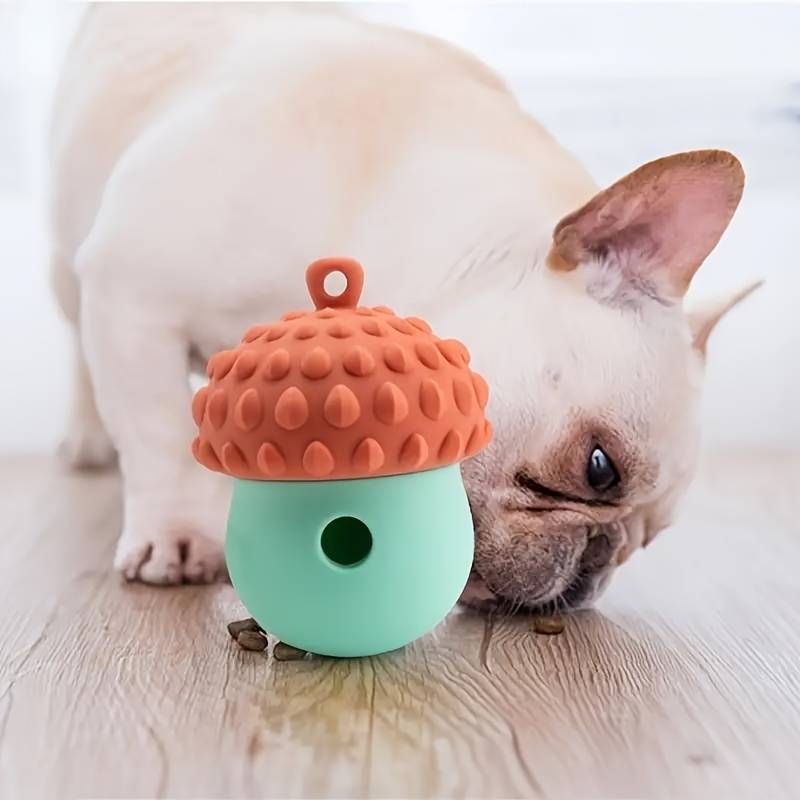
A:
[191, 258, 492, 481]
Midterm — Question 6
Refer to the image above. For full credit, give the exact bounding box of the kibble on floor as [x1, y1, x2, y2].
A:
[532, 616, 565, 635]
[273, 642, 308, 661]
[227, 617, 262, 639]
[236, 629, 269, 651]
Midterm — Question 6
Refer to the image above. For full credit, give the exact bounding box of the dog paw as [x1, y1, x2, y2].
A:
[114, 526, 226, 585]
[58, 421, 116, 470]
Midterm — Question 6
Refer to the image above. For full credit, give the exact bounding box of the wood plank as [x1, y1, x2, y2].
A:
[0, 453, 798, 798]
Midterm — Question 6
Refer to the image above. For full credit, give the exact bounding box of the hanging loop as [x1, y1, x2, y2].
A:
[305, 257, 364, 310]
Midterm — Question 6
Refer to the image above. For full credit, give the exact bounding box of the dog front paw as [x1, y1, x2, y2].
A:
[114, 525, 226, 585]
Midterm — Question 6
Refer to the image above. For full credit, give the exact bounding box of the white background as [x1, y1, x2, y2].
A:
[1, 1, 798, 453]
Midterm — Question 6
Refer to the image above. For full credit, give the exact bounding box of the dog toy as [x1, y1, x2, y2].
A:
[191, 257, 492, 657]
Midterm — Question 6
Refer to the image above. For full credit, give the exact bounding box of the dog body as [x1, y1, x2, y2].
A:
[52, 6, 750, 606]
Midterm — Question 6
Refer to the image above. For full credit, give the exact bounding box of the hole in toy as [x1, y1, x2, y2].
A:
[321, 516, 372, 567]
[323, 270, 347, 298]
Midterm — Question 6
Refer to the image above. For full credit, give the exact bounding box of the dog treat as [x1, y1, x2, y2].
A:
[226, 617, 262, 640]
[236, 629, 269, 651]
[532, 616, 565, 636]
[273, 642, 308, 661]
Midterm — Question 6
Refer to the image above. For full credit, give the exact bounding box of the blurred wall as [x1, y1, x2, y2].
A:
[1, 2, 798, 453]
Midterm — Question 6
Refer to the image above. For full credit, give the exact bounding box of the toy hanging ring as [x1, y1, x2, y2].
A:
[305, 257, 364, 310]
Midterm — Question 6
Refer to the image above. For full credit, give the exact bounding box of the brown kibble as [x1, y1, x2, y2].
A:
[532, 616, 565, 636]
[273, 642, 307, 661]
[227, 617, 261, 639]
[237, 630, 268, 651]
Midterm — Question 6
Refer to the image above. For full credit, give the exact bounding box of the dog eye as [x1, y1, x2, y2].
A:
[586, 446, 619, 492]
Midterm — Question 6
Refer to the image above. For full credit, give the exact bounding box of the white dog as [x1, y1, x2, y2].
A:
[51, 5, 755, 609]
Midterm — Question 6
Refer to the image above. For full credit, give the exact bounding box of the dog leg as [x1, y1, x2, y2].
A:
[59, 334, 117, 469]
[81, 280, 228, 585]
[51, 251, 116, 468]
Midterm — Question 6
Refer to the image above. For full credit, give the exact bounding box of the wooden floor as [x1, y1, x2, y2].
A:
[1, 453, 798, 799]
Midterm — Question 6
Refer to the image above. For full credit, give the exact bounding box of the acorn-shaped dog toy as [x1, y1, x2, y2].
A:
[192, 258, 492, 657]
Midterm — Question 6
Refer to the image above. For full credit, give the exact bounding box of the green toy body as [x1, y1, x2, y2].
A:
[225, 465, 474, 657]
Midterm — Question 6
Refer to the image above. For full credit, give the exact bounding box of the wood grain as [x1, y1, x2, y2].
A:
[1, 452, 798, 799]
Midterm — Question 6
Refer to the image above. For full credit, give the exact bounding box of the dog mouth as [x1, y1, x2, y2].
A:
[535, 558, 610, 613]
[462, 530, 618, 615]
[463, 566, 602, 615]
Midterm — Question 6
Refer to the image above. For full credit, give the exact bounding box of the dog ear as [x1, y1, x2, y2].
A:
[687, 280, 762, 354]
[547, 150, 744, 302]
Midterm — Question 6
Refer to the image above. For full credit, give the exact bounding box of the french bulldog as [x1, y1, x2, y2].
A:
[50, 5, 756, 609]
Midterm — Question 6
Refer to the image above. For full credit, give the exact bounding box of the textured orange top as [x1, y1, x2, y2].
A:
[191, 258, 492, 481]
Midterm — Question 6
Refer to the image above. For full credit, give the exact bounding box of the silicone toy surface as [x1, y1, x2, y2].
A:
[192, 258, 492, 657]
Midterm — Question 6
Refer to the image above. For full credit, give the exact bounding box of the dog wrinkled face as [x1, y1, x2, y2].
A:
[459, 150, 754, 613]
